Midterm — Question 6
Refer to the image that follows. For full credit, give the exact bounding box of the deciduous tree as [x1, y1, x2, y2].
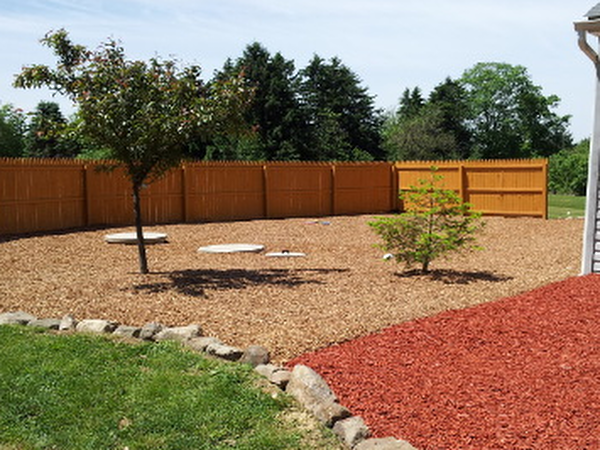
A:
[459, 62, 572, 159]
[15, 29, 251, 273]
[549, 139, 589, 196]
[382, 105, 458, 161]
[369, 168, 484, 273]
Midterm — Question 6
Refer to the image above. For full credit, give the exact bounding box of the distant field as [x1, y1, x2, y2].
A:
[548, 195, 586, 219]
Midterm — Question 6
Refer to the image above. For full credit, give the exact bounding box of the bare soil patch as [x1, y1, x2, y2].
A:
[0, 215, 583, 362]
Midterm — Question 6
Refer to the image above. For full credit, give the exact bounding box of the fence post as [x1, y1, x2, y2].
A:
[181, 164, 188, 223]
[81, 163, 88, 227]
[262, 164, 269, 218]
[331, 163, 336, 215]
[84, 164, 93, 227]
[458, 163, 466, 203]
[391, 163, 399, 212]
[542, 159, 548, 220]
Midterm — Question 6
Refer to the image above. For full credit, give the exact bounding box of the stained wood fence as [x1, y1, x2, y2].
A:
[0, 158, 548, 235]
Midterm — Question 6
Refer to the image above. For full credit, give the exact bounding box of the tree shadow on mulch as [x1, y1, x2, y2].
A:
[395, 268, 513, 285]
[129, 268, 349, 298]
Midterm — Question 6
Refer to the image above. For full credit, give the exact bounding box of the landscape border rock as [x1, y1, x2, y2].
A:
[333, 416, 371, 448]
[0, 310, 417, 449]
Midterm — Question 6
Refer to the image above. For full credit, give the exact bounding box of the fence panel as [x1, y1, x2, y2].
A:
[265, 163, 333, 218]
[334, 162, 395, 215]
[85, 165, 132, 226]
[184, 162, 265, 222]
[463, 161, 547, 217]
[0, 158, 85, 234]
[395, 159, 548, 218]
[141, 168, 184, 225]
[85, 164, 185, 226]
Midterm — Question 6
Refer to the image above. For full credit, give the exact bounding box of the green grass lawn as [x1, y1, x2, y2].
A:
[0, 326, 341, 450]
[548, 194, 586, 219]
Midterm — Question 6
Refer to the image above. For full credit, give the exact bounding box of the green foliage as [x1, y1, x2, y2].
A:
[397, 87, 425, 120]
[14, 29, 252, 273]
[382, 105, 459, 161]
[382, 80, 470, 161]
[549, 139, 589, 196]
[459, 62, 572, 159]
[0, 103, 26, 157]
[213, 43, 306, 161]
[23, 101, 81, 158]
[0, 325, 340, 450]
[428, 77, 472, 159]
[299, 55, 383, 160]
[389, 64, 573, 162]
[211, 44, 383, 161]
[369, 169, 484, 273]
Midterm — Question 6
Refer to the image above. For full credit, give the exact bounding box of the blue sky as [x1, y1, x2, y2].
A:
[0, 0, 597, 141]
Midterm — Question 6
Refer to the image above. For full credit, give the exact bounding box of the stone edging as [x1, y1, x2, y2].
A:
[0, 311, 417, 450]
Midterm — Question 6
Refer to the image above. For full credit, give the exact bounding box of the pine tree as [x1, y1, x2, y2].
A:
[428, 78, 472, 160]
[300, 56, 383, 160]
[214, 43, 308, 160]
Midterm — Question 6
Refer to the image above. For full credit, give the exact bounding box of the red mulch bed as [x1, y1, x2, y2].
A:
[288, 274, 600, 449]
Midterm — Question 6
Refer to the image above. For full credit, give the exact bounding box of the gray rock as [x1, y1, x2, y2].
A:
[75, 319, 119, 334]
[270, 370, 292, 389]
[154, 324, 202, 342]
[255, 363, 280, 378]
[286, 364, 338, 408]
[205, 342, 244, 361]
[27, 318, 61, 330]
[113, 325, 141, 339]
[185, 336, 223, 352]
[332, 416, 371, 448]
[0, 311, 37, 325]
[59, 314, 77, 331]
[355, 437, 418, 450]
[314, 401, 352, 428]
[255, 364, 292, 389]
[286, 364, 350, 426]
[239, 345, 271, 367]
[139, 322, 164, 341]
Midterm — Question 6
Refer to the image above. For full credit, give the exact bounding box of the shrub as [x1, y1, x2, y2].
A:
[369, 168, 484, 273]
[548, 139, 589, 196]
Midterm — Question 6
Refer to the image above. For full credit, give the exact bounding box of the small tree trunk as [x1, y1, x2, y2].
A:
[132, 183, 149, 274]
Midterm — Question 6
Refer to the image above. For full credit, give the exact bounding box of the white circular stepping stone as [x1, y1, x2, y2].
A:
[198, 243, 265, 254]
[105, 231, 168, 244]
[265, 251, 306, 258]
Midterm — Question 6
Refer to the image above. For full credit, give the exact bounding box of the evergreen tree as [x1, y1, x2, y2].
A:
[397, 87, 425, 120]
[428, 78, 472, 160]
[24, 101, 80, 158]
[214, 43, 308, 161]
[300, 55, 383, 160]
[0, 103, 26, 157]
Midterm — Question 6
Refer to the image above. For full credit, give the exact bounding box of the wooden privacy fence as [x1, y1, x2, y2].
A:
[396, 159, 548, 218]
[0, 158, 548, 235]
